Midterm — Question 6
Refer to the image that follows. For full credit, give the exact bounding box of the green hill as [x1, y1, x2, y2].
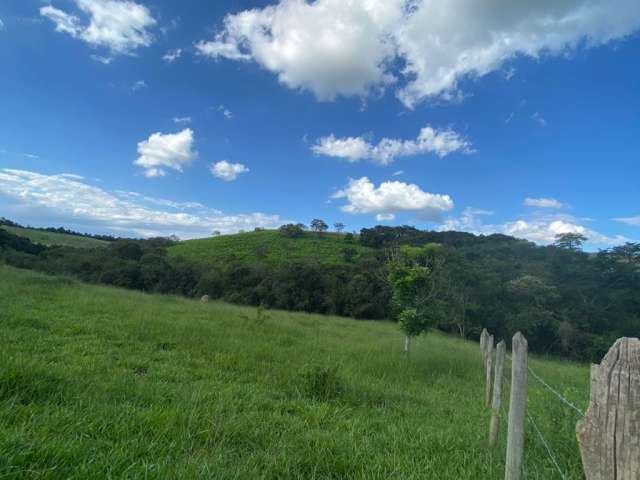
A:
[1, 225, 108, 249]
[168, 229, 372, 266]
[0, 265, 588, 479]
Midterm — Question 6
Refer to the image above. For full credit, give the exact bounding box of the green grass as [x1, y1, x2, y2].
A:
[0, 265, 589, 479]
[168, 230, 372, 266]
[1, 226, 108, 249]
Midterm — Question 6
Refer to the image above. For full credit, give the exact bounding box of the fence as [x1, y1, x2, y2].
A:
[479, 329, 639, 480]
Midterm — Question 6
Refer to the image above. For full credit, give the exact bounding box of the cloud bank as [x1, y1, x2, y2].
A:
[0, 169, 285, 239]
[196, 0, 640, 107]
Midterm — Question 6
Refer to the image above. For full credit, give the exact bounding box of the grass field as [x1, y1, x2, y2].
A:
[1, 226, 108, 249]
[0, 265, 590, 479]
[168, 230, 372, 266]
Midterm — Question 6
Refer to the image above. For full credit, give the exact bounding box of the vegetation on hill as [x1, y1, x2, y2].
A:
[0, 225, 109, 249]
[0, 265, 588, 479]
[1, 220, 638, 362]
[0, 217, 118, 245]
[168, 229, 371, 266]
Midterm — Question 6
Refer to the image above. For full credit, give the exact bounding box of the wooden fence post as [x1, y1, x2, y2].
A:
[485, 334, 495, 407]
[480, 328, 489, 361]
[505, 332, 528, 480]
[489, 340, 506, 447]
[576, 337, 640, 480]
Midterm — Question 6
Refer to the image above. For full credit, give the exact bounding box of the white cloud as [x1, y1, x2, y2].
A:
[90, 54, 113, 64]
[196, 0, 640, 107]
[524, 197, 564, 209]
[532, 112, 547, 127]
[0, 169, 285, 239]
[173, 116, 192, 124]
[392, 170, 404, 176]
[439, 209, 628, 247]
[613, 215, 640, 227]
[0, 18, 5, 31]
[163, 48, 182, 63]
[376, 213, 395, 222]
[40, 0, 156, 56]
[217, 105, 233, 119]
[210, 160, 249, 182]
[312, 125, 472, 165]
[135, 129, 197, 178]
[196, 0, 402, 100]
[333, 177, 454, 220]
[130, 80, 147, 92]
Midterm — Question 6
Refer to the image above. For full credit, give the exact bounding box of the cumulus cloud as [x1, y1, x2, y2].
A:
[40, 0, 156, 56]
[210, 160, 249, 181]
[524, 197, 564, 209]
[439, 208, 627, 247]
[312, 125, 472, 165]
[613, 215, 640, 226]
[135, 129, 197, 178]
[0, 169, 285, 239]
[196, 0, 401, 100]
[196, 0, 640, 107]
[332, 177, 454, 221]
[163, 48, 182, 63]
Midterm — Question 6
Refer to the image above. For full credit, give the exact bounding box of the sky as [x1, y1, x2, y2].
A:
[0, 0, 639, 248]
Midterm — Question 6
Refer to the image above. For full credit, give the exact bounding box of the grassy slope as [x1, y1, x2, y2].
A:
[1, 226, 108, 249]
[0, 265, 589, 479]
[168, 230, 372, 266]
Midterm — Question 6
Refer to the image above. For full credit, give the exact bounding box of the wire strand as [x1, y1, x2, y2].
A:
[505, 353, 584, 417]
[527, 412, 568, 480]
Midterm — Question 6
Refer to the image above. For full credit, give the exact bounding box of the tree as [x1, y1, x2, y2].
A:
[333, 222, 345, 233]
[279, 223, 304, 238]
[388, 244, 444, 354]
[310, 219, 328, 234]
[554, 232, 587, 250]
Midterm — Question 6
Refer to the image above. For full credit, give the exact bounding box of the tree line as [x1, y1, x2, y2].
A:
[1, 222, 638, 362]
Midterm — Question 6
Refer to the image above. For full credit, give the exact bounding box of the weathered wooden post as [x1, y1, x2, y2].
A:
[485, 334, 495, 407]
[576, 337, 640, 480]
[489, 340, 506, 447]
[480, 328, 489, 363]
[505, 332, 528, 480]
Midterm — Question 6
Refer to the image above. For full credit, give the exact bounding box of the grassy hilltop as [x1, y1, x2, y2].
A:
[0, 225, 108, 249]
[0, 265, 589, 479]
[168, 230, 372, 266]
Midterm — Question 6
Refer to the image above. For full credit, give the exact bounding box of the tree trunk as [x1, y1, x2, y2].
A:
[404, 334, 411, 354]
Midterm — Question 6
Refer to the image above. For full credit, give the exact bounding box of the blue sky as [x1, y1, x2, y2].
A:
[0, 0, 639, 247]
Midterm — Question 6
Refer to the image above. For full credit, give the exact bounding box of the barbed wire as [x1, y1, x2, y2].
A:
[505, 353, 584, 417]
[527, 412, 568, 480]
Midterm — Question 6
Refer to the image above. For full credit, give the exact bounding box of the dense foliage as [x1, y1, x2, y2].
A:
[1, 222, 638, 362]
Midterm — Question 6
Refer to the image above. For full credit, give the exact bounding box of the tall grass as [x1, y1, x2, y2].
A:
[0, 265, 589, 479]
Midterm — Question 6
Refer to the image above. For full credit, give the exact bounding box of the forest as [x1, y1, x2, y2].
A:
[1, 221, 638, 362]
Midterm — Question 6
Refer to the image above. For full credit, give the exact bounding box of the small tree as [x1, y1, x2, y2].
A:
[310, 219, 328, 234]
[279, 223, 304, 238]
[333, 222, 345, 233]
[554, 232, 587, 250]
[388, 244, 444, 354]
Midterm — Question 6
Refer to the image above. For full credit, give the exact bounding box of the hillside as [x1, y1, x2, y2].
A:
[0, 265, 589, 479]
[0, 225, 108, 249]
[168, 230, 373, 266]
